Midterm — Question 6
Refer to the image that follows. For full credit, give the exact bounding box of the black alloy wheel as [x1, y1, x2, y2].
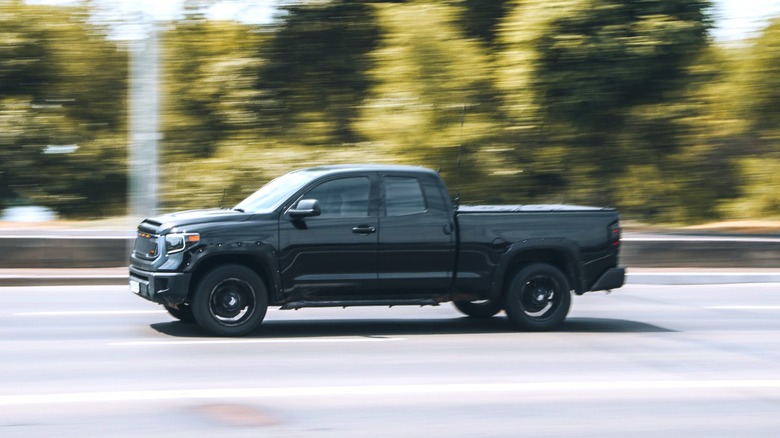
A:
[503, 263, 571, 331]
[192, 264, 268, 337]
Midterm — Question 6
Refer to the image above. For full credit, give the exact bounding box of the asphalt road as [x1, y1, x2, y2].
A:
[2, 282, 780, 437]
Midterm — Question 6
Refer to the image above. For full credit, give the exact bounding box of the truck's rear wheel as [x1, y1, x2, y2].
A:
[192, 264, 268, 337]
[504, 263, 571, 331]
[453, 299, 502, 318]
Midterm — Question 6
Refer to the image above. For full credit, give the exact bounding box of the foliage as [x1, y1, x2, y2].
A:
[720, 159, 780, 219]
[0, 1, 127, 217]
[497, 0, 716, 220]
[739, 19, 780, 143]
[256, 1, 380, 145]
[353, 1, 510, 200]
[3, 0, 780, 225]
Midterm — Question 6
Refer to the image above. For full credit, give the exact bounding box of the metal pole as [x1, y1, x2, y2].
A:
[129, 19, 159, 221]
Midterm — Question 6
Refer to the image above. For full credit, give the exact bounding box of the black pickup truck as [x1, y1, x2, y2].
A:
[130, 164, 625, 336]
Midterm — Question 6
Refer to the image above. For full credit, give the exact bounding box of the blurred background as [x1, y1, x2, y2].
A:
[1, 0, 778, 226]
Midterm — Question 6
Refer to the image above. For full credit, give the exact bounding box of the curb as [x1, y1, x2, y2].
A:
[0, 268, 127, 287]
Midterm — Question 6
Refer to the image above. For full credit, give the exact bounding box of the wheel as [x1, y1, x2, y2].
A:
[453, 299, 502, 318]
[164, 303, 194, 322]
[192, 264, 268, 337]
[503, 263, 571, 331]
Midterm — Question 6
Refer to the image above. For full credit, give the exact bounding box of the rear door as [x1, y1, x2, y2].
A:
[377, 174, 456, 294]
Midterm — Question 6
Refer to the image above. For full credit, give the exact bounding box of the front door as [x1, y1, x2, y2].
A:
[279, 176, 378, 298]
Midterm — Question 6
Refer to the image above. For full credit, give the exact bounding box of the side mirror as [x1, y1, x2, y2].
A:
[288, 199, 321, 218]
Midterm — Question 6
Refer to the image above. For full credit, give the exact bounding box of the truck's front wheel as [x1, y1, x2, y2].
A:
[164, 304, 194, 322]
[192, 264, 268, 337]
[504, 263, 571, 331]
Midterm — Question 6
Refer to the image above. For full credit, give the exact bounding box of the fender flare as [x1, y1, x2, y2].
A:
[184, 240, 282, 303]
[490, 238, 585, 298]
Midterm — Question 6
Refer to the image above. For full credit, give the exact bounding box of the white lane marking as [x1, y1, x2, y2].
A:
[13, 310, 166, 316]
[0, 275, 125, 279]
[623, 236, 780, 243]
[629, 272, 780, 277]
[2, 380, 780, 406]
[706, 306, 780, 310]
[0, 235, 133, 240]
[626, 272, 780, 285]
[109, 337, 405, 346]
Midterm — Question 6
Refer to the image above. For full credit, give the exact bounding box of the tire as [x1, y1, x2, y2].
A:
[192, 264, 268, 337]
[164, 303, 194, 322]
[453, 299, 503, 318]
[503, 263, 571, 331]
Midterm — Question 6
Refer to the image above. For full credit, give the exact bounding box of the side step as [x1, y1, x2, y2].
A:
[280, 298, 441, 310]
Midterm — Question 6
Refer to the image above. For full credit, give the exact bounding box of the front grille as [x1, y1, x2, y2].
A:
[133, 231, 159, 260]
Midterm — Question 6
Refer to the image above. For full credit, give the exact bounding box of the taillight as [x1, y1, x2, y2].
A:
[609, 221, 621, 248]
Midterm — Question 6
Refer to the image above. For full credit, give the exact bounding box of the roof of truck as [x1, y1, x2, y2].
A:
[300, 164, 439, 175]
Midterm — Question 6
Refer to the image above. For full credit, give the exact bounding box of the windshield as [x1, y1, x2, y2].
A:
[234, 171, 317, 214]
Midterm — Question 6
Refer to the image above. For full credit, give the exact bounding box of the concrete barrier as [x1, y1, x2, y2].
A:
[620, 236, 780, 268]
[1, 234, 779, 269]
[0, 236, 133, 268]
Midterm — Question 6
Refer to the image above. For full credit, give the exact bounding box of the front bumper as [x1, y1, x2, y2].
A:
[588, 266, 626, 291]
[129, 265, 192, 307]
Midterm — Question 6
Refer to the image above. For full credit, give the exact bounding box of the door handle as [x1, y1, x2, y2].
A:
[352, 225, 377, 234]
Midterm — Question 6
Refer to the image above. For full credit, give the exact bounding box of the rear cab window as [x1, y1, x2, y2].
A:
[384, 176, 427, 216]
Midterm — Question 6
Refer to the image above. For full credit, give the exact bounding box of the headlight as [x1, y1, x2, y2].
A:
[164, 233, 200, 255]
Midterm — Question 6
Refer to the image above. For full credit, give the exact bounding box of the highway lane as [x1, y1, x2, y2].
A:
[1, 282, 779, 437]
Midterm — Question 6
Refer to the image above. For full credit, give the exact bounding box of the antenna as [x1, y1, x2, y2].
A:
[220, 188, 227, 209]
[455, 102, 467, 206]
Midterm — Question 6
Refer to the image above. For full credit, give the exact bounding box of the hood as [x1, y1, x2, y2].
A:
[138, 208, 250, 234]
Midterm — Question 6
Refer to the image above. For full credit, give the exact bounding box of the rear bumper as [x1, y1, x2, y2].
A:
[588, 266, 626, 291]
[129, 265, 191, 307]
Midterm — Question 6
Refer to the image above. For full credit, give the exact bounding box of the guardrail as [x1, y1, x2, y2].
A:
[620, 236, 780, 268]
[1, 233, 779, 269]
[0, 236, 133, 268]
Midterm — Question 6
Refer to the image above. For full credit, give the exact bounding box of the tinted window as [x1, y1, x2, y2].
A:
[385, 177, 426, 216]
[234, 171, 318, 213]
[304, 177, 370, 217]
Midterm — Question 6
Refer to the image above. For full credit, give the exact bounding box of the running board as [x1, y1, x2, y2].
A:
[280, 298, 441, 310]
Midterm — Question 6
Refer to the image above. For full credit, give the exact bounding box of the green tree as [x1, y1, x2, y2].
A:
[158, 14, 274, 210]
[0, 1, 127, 217]
[355, 1, 513, 201]
[162, 14, 265, 159]
[497, 0, 715, 220]
[256, 1, 380, 145]
[458, 0, 511, 46]
[1, 2, 55, 207]
[740, 19, 780, 145]
[715, 19, 780, 219]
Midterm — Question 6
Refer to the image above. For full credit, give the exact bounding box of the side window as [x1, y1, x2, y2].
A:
[385, 177, 426, 216]
[304, 177, 370, 217]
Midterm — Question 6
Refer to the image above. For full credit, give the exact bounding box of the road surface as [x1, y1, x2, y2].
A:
[2, 282, 779, 437]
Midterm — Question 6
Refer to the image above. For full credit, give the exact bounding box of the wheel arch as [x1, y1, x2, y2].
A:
[493, 241, 583, 298]
[187, 248, 280, 304]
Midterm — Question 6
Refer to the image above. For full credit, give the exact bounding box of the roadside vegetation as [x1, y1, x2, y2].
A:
[1, 0, 778, 225]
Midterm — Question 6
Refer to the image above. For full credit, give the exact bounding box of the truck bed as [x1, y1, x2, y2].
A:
[458, 204, 613, 213]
